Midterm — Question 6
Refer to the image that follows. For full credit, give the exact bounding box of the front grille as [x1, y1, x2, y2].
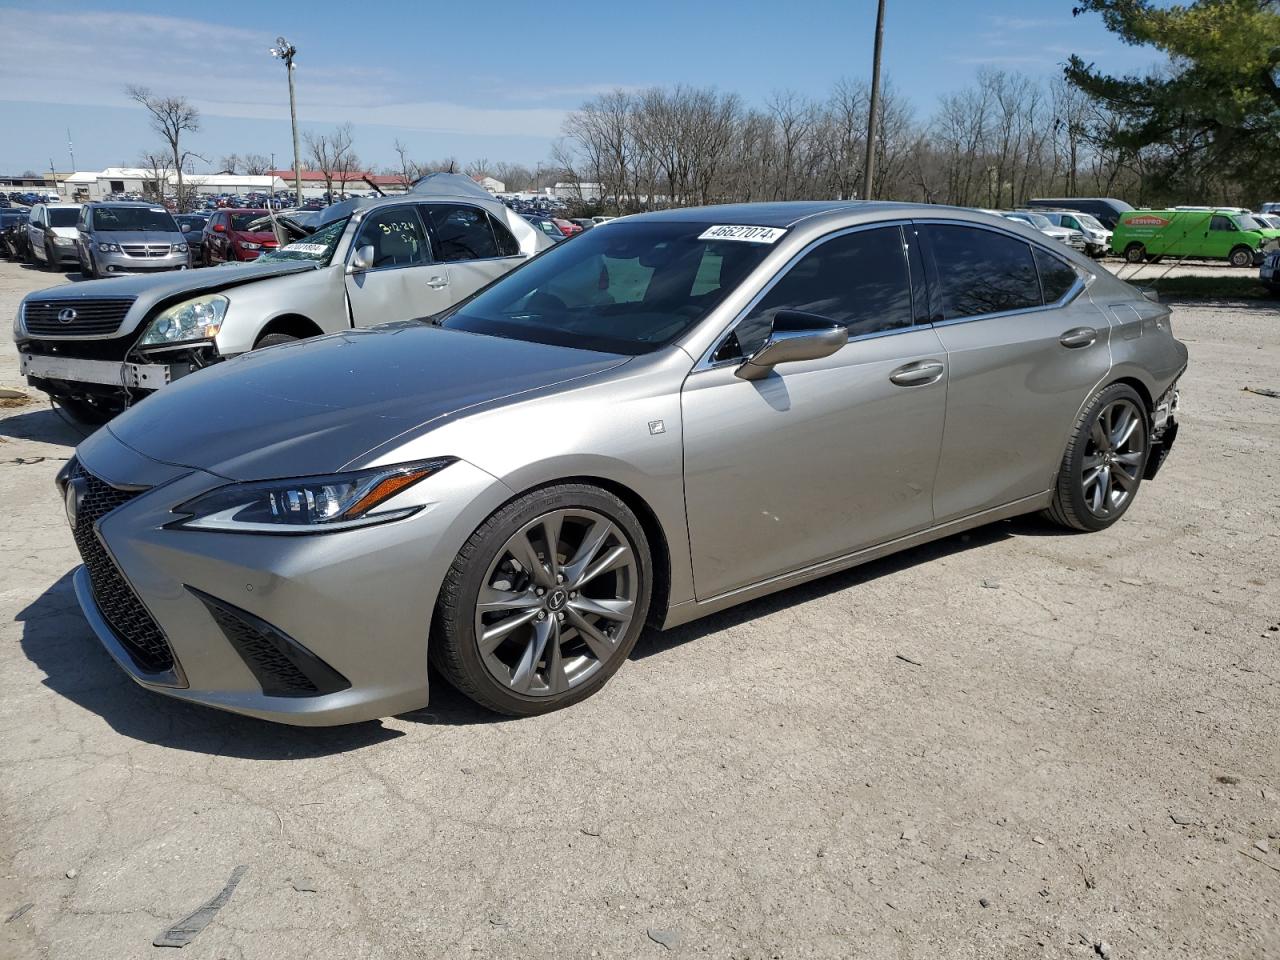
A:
[122, 243, 171, 258]
[69, 463, 174, 673]
[24, 297, 135, 337]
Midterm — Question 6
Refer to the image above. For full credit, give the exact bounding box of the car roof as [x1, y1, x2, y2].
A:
[87, 200, 162, 207]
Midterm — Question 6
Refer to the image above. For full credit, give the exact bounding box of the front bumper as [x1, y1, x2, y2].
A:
[62, 436, 513, 725]
[94, 248, 188, 273]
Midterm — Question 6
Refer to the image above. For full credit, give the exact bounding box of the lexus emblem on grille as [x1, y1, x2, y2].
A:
[57, 307, 77, 323]
[64, 477, 87, 530]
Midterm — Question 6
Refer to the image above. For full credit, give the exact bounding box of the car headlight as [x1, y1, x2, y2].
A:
[174, 242, 188, 254]
[239, 241, 262, 250]
[13, 301, 24, 338]
[53, 235, 74, 245]
[168, 459, 455, 534]
[98, 242, 121, 253]
[139, 294, 229, 346]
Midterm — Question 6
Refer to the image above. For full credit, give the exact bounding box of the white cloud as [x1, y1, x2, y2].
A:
[0, 7, 568, 139]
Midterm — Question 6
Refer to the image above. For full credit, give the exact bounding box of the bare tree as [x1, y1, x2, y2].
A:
[138, 150, 173, 201]
[242, 153, 272, 176]
[219, 153, 241, 175]
[464, 157, 492, 180]
[304, 123, 356, 200]
[492, 162, 534, 192]
[126, 86, 200, 209]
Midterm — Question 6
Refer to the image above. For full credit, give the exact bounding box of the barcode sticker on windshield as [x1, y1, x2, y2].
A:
[281, 242, 327, 254]
[698, 225, 787, 244]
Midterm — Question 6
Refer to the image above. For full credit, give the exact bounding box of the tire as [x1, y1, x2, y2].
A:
[1044, 383, 1149, 533]
[1123, 243, 1146, 264]
[1229, 246, 1254, 268]
[53, 395, 113, 426]
[254, 332, 299, 349]
[433, 483, 653, 716]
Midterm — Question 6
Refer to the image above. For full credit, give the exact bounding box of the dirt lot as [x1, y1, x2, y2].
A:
[0, 258, 1277, 960]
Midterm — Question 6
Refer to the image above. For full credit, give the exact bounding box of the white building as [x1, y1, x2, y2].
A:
[59, 168, 288, 201]
[472, 175, 506, 194]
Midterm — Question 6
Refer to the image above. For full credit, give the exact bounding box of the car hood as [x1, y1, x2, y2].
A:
[95, 230, 183, 244]
[105, 324, 630, 480]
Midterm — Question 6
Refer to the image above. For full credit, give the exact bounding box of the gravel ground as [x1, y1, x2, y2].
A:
[0, 259, 1277, 960]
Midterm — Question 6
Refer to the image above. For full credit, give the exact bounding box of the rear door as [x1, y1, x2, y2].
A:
[344, 204, 453, 325]
[919, 222, 1112, 521]
[421, 202, 525, 301]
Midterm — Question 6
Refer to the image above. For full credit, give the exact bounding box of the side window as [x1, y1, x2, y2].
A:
[354, 206, 428, 268]
[1033, 247, 1079, 304]
[488, 213, 520, 257]
[1062, 216, 1079, 230]
[732, 226, 914, 357]
[425, 203, 500, 261]
[923, 224, 1041, 319]
[1210, 215, 1234, 232]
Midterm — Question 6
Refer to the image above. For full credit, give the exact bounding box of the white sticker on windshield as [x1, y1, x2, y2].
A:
[281, 242, 327, 254]
[698, 224, 787, 244]
[150, 207, 166, 213]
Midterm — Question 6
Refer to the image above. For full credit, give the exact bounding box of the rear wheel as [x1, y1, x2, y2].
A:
[1044, 383, 1149, 532]
[1229, 245, 1254, 268]
[433, 484, 652, 716]
[1123, 242, 1146, 264]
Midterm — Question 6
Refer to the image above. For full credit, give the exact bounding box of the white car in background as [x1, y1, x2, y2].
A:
[1002, 211, 1086, 253]
[1039, 210, 1113, 258]
[25, 202, 84, 270]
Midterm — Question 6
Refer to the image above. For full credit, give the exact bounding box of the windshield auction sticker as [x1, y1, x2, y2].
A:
[280, 242, 328, 254]
[698, 225, 787, 244]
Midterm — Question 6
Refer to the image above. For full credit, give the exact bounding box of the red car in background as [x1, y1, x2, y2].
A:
[552, 217, 582, 236]
[200, 209, 279, 265]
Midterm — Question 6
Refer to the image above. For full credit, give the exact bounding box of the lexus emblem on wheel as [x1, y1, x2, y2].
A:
[57, 307, 77, 323]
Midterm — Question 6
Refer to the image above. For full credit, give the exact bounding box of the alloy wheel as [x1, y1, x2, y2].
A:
[473, 508, 639, 697]
[1080, 398, 1145, 518]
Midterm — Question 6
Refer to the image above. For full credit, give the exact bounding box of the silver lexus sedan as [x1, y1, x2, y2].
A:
[57, 202, 1187, 724]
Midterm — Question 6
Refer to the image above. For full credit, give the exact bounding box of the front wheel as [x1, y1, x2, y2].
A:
[1044, 383, 1149, 532]
[1229, 246, 1254, 268]
[1123, 243, 1146, 264]
[433, 484, 653, 716]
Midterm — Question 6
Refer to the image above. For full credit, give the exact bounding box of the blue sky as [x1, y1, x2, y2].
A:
[0, 1, 1161, 175]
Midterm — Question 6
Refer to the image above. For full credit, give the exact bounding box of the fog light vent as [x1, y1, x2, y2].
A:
[187, 588, 350, 698]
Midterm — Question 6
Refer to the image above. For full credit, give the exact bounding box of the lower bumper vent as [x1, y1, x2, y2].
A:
[187, 588, 350, 698]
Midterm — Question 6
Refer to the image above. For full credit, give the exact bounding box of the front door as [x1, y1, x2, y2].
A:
[918, 222, 1113, 521]
[681, 224, 948, 600]
[344, 204, 453, 326]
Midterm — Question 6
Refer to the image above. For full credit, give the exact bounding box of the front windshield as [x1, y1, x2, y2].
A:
[1074, 213, 1105, 231]
[93, 206, 177, 232]
[257, 216, 348, 264]
[441, 221, 775, 355]
[231, 212, 266, 231]
[47, 208, 80, 227]
[1237, 214, 1266, 231]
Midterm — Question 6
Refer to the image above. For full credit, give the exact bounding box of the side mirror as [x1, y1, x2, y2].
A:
[736, 311, 847, 381]
[348, 244, 375, 274]
[180, 223, 191, 233]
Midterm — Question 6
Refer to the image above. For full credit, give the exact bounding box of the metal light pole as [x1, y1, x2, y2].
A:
[270, 37, 303, 205]
[862, 0, 886, 201]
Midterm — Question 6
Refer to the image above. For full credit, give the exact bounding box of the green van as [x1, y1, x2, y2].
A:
[1111, 209, 1277, 266]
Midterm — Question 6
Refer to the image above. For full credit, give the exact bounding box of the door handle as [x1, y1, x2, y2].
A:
[1058, 326, 1097, 349]
[426, 276, 449, 289]
[889, 360, 945, 386]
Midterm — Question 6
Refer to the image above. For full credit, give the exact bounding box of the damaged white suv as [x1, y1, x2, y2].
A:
[14, 175, 552, 423]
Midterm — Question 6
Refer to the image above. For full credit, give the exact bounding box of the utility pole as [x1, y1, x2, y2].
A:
[861, 0, 886, 201]
[270, 37, 303, 205]
[66, 129, 76, 171]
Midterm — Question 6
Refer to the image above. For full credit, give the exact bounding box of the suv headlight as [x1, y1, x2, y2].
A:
[173, 242, 188, 254]
[139, 294, 229, 346]
[168, 459, 455, 534]
[53, 235, 74, 245]
[98, 242, 121, 253]
[238, 241, 262, 250]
